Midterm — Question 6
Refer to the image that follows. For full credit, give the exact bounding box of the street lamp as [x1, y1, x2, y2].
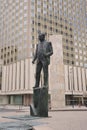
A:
[70, 68, 74, 108]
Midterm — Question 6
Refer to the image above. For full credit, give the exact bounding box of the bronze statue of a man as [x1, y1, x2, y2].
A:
[32, 33, 53, 88]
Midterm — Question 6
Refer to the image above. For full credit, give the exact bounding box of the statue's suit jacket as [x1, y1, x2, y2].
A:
[33, 41, 53, 65]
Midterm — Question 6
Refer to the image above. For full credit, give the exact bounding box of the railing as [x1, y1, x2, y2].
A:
[66, 99, 87, 107]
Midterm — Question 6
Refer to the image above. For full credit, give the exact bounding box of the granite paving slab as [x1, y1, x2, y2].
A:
[0, 120, 47, 130]
[0, 108, 18, 112]
[2, 115, 42, 121]
[0, 122, 32, 130]
[2, 115, 47, 127]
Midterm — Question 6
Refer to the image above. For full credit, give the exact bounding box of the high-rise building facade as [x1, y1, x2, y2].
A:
[0, 0, 86, 66]
[0, 0, 87, 107]
[0, 0, 31, 64]
[30, 0, 86, 67]
[86, 0, 87, 46]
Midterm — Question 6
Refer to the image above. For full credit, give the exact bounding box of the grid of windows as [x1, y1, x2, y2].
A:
[0, 0, 29, 64]
[0, 0, 86, 67]
[30, 0, 86, 67]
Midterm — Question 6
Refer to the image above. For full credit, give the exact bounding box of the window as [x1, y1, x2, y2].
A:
[60, 24, 63, 28]
[71, 48, 73, 51]
[67, 53, 69, 56]
[66, 39, 68, 43]
[66, 33, 68, 36]
[71, 54, 74, 57]
[20, 2, 23, 6]
[72, 61, 74, 64]
[24, 13, 27, 17]
[32, 28, 34, 32]
[70, 41, 73, 44]
[67, 60, 69, 63]
[32, 36, 34, 40]
[75, 49, 78, 52]
[84, 52, 86, 55]
[49, 6, 52, 11]
[56, 29, 58, 32]
[24, 6, 28, 10]
[38, 15, 40, 19]
[75, 42, 77, 45]
[1, 49, 3, 52]
[50, 20, 52, 24]
[1, 55, 3, 59]
[15, 56, 17, 60]
[15, 49, 17, 52]
[11, 50, 13, 54]
[8, 52, 10, 55]
[4, 60, 6, 65]
[37, 1, 41, 5]
[79, 50, 82, 54]
[75, 55, 78, 59]
[4, 54, 6, 57]
[16, 0, 19, 3]
[32, 0, 35, 2]
[80, 56, 82, 60]
[31, 12, 35, 17]
[24, 0, 27, 2]
[50, 27, 52, 31]
[80, 63, 83, 66]
[11, 58, 13, 62]
[37, 7, 41, 13]
[0, 84, 1, 90]
[38, 23, 41, 26]
[86, 85, 87, 91]
[66, 46, 69, 49]
[70, 28, 72, 31]
[76, 62, 79, 66]
[70, 35, 72, 38]
[61, 31, 63, 34]
[84, 57, 86, 61]
[24, 28, 27, 32]
[7, 59, 9, 63]
[55, 23, 57, 26]
[24, 21, 27, 25]
[49, 0, 52, 4]
[44, 25, 47, 28]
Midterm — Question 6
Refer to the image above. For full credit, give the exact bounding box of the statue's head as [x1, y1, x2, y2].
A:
[38, 32, 46, 42]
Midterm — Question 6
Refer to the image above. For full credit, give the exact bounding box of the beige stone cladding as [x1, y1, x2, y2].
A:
[1, 58, 32, 95]
[49, 34, 87, 108]
[49, 35, 65, 109]
[64, 65, 87, 95]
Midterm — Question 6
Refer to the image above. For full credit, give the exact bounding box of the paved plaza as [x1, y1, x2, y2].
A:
[0, 106, 87, 130]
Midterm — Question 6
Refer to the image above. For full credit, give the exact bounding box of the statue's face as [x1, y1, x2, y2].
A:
[39, 34, 45, 42]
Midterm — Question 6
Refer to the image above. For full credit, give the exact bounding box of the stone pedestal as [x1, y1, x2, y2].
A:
[30, 87, 48, 117]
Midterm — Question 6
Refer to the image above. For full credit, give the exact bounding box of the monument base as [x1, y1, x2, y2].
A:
[30, 87, 48, 117]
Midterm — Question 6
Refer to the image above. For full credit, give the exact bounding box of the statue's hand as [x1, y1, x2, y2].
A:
[32, 60, 35, 64]
[43, 53, 47, 57]
[44, 52, 53, 57]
